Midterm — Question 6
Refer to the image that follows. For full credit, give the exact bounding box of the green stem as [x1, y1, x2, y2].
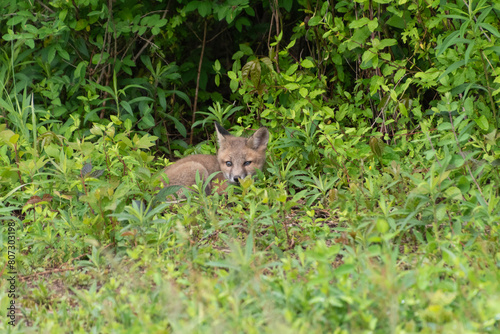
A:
[480, 50, 498, 128]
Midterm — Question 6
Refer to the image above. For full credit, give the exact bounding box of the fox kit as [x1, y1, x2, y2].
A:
[162, 122, 269, 195]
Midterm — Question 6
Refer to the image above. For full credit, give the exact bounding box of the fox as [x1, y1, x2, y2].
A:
[161, 122, 269, 196]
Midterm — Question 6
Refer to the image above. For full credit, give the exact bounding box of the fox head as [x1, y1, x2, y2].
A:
[215, 122, 269, 184]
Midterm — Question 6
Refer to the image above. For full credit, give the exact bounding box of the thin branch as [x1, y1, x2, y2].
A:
[190, 20, 207, 145]
[133, 8, 169, 63]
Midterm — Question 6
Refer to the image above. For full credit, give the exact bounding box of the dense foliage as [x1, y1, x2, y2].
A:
[1, 0, 499, 332]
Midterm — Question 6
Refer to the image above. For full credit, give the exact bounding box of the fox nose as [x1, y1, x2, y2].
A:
[233, 176, 241, 184]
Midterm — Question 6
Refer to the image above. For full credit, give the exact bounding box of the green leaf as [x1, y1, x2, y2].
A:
[334, 264, 355, 276]
[154, 185, 183, 202]
[165, 90, 191, 106]
[7, 16, 25, 26]
[376, 217, 389, 233]
[369, 137, 384, 157]
[474, 115, 489, 131]
[285, 83, 300, 90]
[378, 39, 397, 49]
[134, 134, 158, 149]
[75, 19, 88, 31]
[464, 41, 475, 65]
[26, 39, 35, 49]
[120, 101, 133, 115]
[141, 114, 155, 128]
[165, 114, 187, 137]
[308, 15, 322, 27]
[47, 46, 56, 63]
[242, 60, 261, 87]
[349, 17, 370, 29]
[438, 59, 466, 81]
[367, 18, 378, 32]
[362, 50, 376, 64]
[386, 13, 406, 29]
[437, 122, 451, 131]
[9, 134, 19, 145]
[478, 22, 500, 38]
[286, 64, 298, 75]
[445, 186, 462, 200]
[58, 48, 70, 61]
[348, 26, 371, 50]
[213, 59, 221, 71]
[301, 59, 315, 68]
[282, 0, 293, 12]
[436, 31, 460, 56]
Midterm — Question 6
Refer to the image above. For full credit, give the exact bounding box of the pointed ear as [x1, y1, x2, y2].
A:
[215, 122, 231, 147]
[246, 127, 269, 150]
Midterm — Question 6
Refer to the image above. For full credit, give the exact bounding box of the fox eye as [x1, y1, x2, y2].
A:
[243, 161, 252, 166]
[226, 161, 232, 167]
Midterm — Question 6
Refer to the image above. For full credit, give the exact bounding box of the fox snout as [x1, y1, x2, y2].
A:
[226, 171, 247, 184]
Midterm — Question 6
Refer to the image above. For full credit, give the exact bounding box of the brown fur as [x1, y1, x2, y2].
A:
[162, 123, 269, 196]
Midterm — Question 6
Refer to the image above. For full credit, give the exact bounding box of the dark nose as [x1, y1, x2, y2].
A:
[233, 176, 241, 184]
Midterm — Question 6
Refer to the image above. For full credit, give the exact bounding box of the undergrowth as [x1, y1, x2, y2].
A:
[1, 0, 500, 333]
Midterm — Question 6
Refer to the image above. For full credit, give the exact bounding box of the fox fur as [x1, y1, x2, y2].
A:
[162, 122, 269, 195]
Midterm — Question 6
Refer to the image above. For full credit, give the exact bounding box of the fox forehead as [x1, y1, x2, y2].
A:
[218, 145, 262, 161]
[218, 139, 265, 162]
[219, 149, 262, 163]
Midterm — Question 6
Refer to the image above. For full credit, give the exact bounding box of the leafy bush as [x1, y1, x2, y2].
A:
[1, 0, 499, 332]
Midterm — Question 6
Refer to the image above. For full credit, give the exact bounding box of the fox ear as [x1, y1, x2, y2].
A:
[247, 127, 269, 150]
[215, 122, 231, 147]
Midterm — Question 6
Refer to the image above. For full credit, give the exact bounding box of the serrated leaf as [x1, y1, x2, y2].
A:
[25, 196, 44, 206]
[134, 134, 158, 149]
[242, 60, 261, 87]
[369, 137, 384, 157]
[81, 163, 93, 176]
[90, 169, 104, 178]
